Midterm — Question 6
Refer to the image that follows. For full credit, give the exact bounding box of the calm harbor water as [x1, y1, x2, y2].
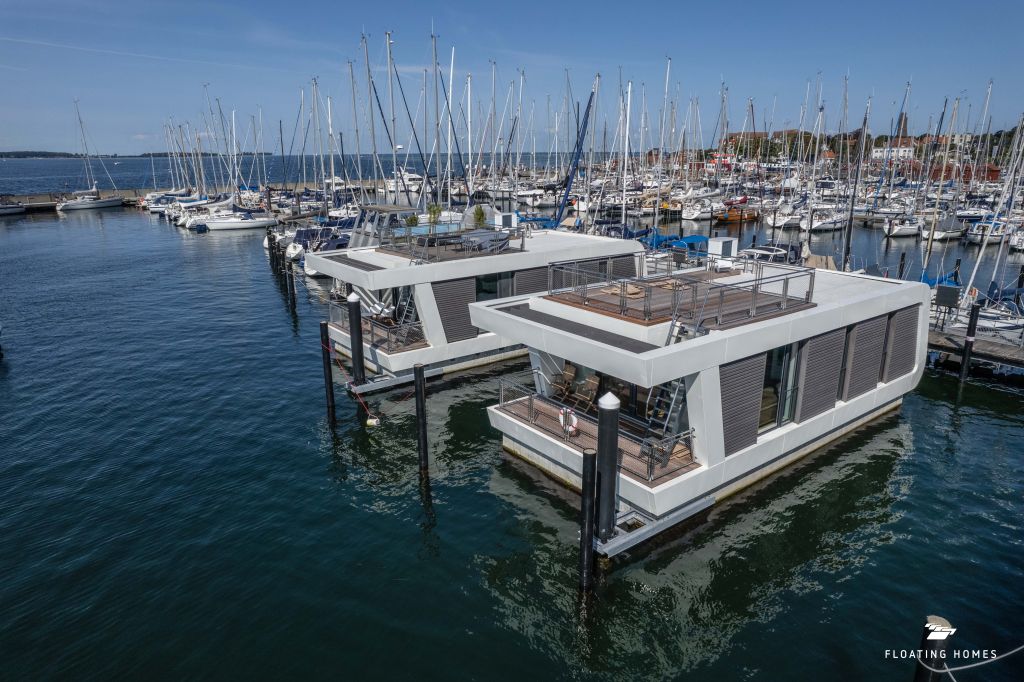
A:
[1, 206, 1023, 680]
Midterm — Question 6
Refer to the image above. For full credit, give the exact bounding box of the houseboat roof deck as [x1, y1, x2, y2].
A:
[545, 260, 817, 332]
[313, 229, 641, 273]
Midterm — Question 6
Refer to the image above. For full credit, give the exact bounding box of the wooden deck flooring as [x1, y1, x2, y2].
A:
[548, 271, 813, 329]
[928, 329, 1024, 369]
[500, 396, 698, 486]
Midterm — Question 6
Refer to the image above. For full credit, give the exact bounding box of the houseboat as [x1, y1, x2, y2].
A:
[468, 241, 930, 555]
[304, 205, 646, 393]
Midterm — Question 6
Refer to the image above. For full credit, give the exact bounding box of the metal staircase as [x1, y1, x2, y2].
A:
[645, 379, 686, 438]
[395, 286, 417, 326]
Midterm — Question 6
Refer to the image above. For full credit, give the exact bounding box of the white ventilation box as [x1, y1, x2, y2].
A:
[708, 236, 738, 258]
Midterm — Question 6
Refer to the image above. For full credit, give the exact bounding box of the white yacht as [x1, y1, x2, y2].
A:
[203, 212, 278, 231]
[305, 205, 644, 393]
[56, 185, 123, 211]
[469, 241, 930, 554]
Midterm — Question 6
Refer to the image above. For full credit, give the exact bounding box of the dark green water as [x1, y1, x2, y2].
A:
[1, 209, 1022, 680]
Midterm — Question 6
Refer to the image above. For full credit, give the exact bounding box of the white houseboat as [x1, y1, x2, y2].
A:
[304, 205, 646, 393]
[468, 243, 930, 554]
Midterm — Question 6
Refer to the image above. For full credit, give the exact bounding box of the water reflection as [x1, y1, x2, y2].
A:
[480, 414, 910, 676]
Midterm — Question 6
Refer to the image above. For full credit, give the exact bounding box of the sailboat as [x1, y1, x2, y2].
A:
[56, 102, 123, 211]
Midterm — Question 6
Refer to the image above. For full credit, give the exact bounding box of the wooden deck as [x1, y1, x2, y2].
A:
[548, 270, 814, 329]
[928, 329, 1024, 369]
[500, 396, 699, 487]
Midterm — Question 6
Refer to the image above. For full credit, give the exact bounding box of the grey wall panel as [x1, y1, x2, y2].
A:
[842, 315, 888, 400]
[882, 305, 919, 382]
[514, 267, 549, 296]
[431, 277, 478, 342]
[794, 328, 846, 422]
[720, 353, 767, 456]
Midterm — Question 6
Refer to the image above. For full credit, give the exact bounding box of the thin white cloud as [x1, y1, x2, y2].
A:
[0, 36, 304, 74]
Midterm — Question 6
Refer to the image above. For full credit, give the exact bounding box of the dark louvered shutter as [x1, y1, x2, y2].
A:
[514, 267, 549, 295]
[842, 315, 888, 400]
[882, 306, 919, 382]
[609, 255, 637, 278]
[720, 353, 767, 456]
[431, 277, 478, 342]
[794, 328, 846, 422]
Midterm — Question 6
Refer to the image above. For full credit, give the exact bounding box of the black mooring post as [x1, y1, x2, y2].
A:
[912, 615, 954, 682]
[596, 392, 621, 542]
[346, 293, 366, 385]
[750, 233, 757, 249]
[319, 321, 336, 425]
[268, 232, 277, 269]
[579, 447, 598, 592]
[897, 251, 907, 279]
[289, 263, 297, 308]
[959, 301, 982, 383]
[414, 363, 428, 474]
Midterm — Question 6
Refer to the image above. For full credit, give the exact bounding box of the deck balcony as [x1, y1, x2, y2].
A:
[328, 301, 428, 354]
[496, 376, 698, 486]
[546, 258, 815, 332]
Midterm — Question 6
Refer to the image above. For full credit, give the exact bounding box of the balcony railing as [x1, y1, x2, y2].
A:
[546, 259, 815, 332]
[497, 376, 696, 484]
[328, 302, 427, 353]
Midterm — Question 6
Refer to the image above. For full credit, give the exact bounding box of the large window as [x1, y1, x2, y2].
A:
[759, 344, 800, 433]
[475, 272, 513, 301]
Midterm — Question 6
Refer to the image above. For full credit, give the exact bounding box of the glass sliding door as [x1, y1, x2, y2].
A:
[759, 343, 800, 433]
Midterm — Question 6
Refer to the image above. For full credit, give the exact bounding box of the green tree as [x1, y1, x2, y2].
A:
[473, 204, 486, 228]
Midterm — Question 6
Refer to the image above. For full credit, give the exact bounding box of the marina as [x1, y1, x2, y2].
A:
[3, 6, 1024, 679]
[2, 206, 1022, 680]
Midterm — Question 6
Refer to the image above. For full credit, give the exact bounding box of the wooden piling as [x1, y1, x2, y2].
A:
[897, 252, 907, 279]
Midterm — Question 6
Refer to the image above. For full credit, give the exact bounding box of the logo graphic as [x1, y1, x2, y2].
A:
[926, 623, 957, 640]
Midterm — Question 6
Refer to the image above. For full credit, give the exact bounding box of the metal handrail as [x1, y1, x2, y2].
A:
[328, 301, 424, 353]
[496, 378, 695, 481]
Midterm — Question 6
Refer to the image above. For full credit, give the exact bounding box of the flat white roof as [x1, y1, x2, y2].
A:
[470, 268, 931, 387]
[305, 230, 644, 289]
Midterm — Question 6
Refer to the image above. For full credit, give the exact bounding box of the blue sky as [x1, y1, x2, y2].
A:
[1, 0, 1020, 154]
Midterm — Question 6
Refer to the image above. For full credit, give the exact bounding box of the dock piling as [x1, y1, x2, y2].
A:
[1016, 265, 1024, 310]
[596, 392, 621, 542]
[897, 252, 907, 279]
[579, 447, 598, 592]
[959, 302, 982, 382]
[911, 615, 954, 682]
[347, 293, 366, 385]
[319, 321, 337, 426]
[286, 262, 296, 305]
[414, 363, 428, 474]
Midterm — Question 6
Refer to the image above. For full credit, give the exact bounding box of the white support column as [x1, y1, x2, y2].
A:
[685, 367, 725, 467]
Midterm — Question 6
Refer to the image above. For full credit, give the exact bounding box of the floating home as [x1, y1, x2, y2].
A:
[304, 205, 644, 392]
[469, 247, 930, 554]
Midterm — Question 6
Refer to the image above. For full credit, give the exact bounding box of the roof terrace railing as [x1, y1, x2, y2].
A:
[547, 258, 815, 332]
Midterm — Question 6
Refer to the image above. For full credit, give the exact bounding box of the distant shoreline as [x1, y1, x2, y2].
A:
[0, 152, 273, 159]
